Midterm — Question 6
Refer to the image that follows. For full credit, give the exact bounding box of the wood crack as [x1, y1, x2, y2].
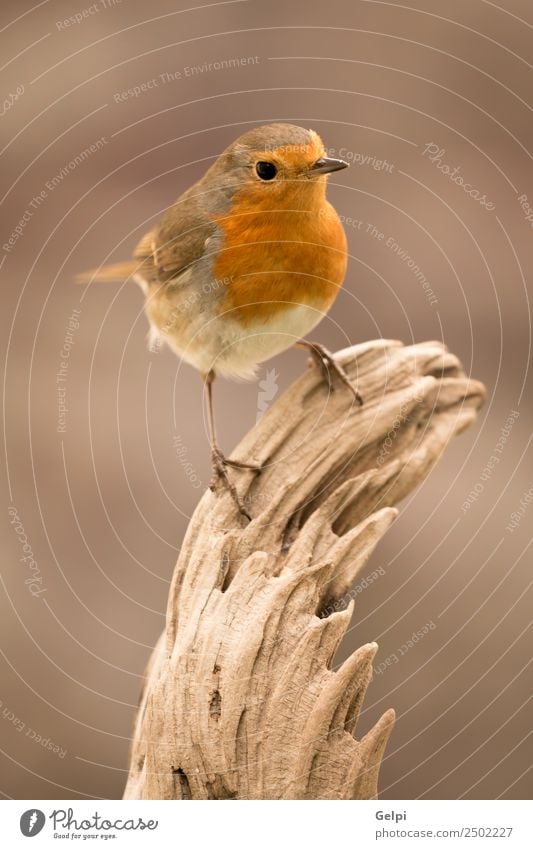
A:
[123, 340, 485, 800]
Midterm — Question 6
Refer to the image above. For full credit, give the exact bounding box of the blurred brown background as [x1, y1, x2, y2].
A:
[1, 0, 531, 801]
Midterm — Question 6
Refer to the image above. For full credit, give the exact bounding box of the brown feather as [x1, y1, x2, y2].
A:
[75, 260, 141, 284]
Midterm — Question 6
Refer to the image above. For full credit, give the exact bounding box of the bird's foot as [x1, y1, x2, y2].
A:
[300, 341, 364, 406]
[209, 447, 261, 520]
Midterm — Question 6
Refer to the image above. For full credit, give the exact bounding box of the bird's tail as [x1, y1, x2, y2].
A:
[75, 261, 140, 284]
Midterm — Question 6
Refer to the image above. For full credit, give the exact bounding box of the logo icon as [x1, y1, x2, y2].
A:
[256, 367, 279, 422]
[20, 810, 45, 837]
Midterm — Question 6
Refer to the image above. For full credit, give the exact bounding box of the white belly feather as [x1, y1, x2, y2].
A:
[139, 271, 327, 380]
[161, 301, 326, 379]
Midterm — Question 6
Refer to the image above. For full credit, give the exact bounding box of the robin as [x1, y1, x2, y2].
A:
[79, 123, 362, 518]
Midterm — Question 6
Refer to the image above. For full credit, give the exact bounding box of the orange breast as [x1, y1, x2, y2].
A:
[212, 187, 347, 325]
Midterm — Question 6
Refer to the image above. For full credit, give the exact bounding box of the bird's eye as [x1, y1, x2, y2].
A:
[255, 161, 277, 180]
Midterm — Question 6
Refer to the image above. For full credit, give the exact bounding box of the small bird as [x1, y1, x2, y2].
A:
[79, 123, 362, 518]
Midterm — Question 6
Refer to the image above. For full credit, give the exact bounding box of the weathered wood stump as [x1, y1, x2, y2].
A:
[124, 339, 485, 800]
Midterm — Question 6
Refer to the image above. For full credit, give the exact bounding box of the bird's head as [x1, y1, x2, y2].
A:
[209, 123, 349, 209]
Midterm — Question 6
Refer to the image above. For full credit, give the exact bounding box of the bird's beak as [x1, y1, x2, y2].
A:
[310, 157, 349, 175]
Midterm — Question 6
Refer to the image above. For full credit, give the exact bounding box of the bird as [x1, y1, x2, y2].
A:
[78, 123, 362, 519]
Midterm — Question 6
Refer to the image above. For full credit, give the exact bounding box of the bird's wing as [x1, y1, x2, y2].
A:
[134, 187, 217, 286]
[76, 184, 216, 285]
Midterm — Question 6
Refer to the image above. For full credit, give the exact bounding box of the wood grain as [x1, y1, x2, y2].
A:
[123, 339, 485, 800]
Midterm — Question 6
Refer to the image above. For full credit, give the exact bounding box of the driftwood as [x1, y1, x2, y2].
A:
[123, 339, 485, 800]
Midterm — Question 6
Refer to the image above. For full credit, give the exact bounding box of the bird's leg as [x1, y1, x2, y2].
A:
[296, 340, 364, 406]
[204, 371, 260, 520]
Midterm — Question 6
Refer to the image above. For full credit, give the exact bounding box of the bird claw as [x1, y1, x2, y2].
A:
[303, 342, 364, 405]
[209, 447, 261, 520]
